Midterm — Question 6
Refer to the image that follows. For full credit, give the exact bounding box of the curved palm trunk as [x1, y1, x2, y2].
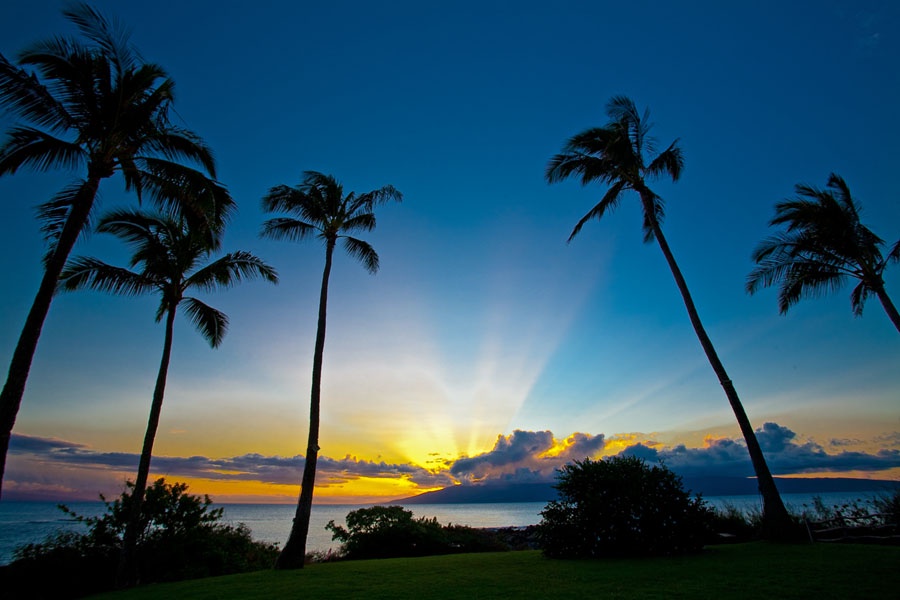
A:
[118, 306, 177, 586]
[0, 177, 100, 499]
[276, 238, 335, 570]
[874, 285, 900, 333]
[641, 194, 793, 537]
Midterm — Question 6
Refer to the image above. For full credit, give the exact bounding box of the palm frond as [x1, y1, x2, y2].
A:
[260, 217, 319, 242]
[546, 151, 618, 187]
[776, 261, 847, 314]
[63, 2, 138, 75]
[186, 251, 278, 292]
[181, 297, 228, 347]
[887, 239, 900, 264]
[95, 209, 158, 244]
[58, 256, 154, 296]
[849, 280, 871, 316]
[0, 126, 85, 174]
[36, 179, 98, 265]
[640, 191, 666, 243]
[646, 141, 684, 181]
[342, 236, 379, 274]
[134, 158, 234, 239]
[261, 184, 308, 216]
[0, 54, 71, 131]
[340, 211, 377, 234]
[567, 180, 625, 242]
[825, 173, 857, 216]
[358, 184, 403, 208]
[138, 127, 217, 179]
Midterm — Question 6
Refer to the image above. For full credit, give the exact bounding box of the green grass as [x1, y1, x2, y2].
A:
[90, 543, 899, 600]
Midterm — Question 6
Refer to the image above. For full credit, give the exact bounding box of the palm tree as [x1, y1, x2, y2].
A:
[546, 96, 793, 537]
[59, 208, 277, 583]
[260, 171, 401, 569]
[747, 173, 900, 332]
[0, 3, 233, 498]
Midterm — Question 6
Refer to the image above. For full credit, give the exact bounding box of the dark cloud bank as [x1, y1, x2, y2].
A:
[8, 422, 899, 500]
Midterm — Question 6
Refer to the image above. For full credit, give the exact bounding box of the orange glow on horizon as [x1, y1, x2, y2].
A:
[160, 473, 445, 506]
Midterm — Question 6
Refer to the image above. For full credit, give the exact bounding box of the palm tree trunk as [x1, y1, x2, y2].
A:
[641, 195, 793, 537]
[118, 306, 177, 586]
[0, 177, 100, 499]
[874, 285, 900, 333]
[276, 238, 335, 570]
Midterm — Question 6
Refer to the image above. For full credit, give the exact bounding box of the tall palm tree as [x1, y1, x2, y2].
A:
[747, 173, 900, 332]
[260, 171, 401, 569]
[546, 96, 793, 537]
[0, 3, 233, 498]
[59, 208, 277, 583]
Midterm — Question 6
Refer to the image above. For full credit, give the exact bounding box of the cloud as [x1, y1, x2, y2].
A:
[623, 423, 900, 478]
[7, 434, 453, 494]
[8, 423, 899, 499]
[449, 430, 606, 483]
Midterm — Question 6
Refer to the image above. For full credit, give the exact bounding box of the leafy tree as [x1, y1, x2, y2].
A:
[747, 173, 900, 332]
[326, 505, 508, 560]
[7, 479, 279, 597]
[537, 456, 713, 558]
[260, 171, 401, 569]
[59, 209, 277, 583]
[0, 3, 233, 499]
[545, 95, 793, 538]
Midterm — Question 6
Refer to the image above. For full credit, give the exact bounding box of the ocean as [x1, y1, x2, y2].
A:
[0, 492, 886, 565]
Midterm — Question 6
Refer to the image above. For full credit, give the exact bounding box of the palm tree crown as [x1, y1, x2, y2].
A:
[546, 95, 683, 243]
[0, 3, 234, 235]
[261, 170, 402, 271]
[747, 173, 900, 331]
[60, 209, 278, 344]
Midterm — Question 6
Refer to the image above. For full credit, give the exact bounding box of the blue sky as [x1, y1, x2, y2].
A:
[1, 1, 898, 502]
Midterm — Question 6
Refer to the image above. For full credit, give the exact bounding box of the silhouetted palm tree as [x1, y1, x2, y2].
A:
[260, 171, 401, 569]
[747, 173, 900, 332]
[59, 208, 277, 583]
[0, 3, 233, 498]
[546, 96, 793, 536]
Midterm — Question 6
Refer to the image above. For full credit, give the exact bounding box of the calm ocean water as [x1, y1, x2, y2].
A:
[0, 492, 886, 565]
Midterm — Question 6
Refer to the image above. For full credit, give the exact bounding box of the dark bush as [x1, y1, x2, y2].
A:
[0, 479, 278, 598]
[537, 456, 713, 558]
[326, 505, 508, 560]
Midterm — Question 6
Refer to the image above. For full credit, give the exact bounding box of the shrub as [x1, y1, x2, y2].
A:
[873, 489, 900, 524]
[1, 479, 278, 598]
[537, 456, 713, 558]
[326, 505, 508, 560]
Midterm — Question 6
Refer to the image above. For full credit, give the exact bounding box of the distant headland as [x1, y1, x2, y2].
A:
[398, 477, 900, 505]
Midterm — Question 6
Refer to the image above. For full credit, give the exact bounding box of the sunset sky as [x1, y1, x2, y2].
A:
[1, 1, 898, 504]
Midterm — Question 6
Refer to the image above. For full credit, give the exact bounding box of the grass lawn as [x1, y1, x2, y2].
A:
[90, 543, 899, 600]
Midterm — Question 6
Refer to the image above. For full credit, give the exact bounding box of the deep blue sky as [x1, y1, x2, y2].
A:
[1, 1, 898, 502]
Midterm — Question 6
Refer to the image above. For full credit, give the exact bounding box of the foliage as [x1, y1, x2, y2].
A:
[537, 456, 713, 558]
[2, 479, 278, 598]
[78, 544, 900, 600]
[707, 490, 900, 543]
[747, 173, 900, 330]
[707, 503, 763, 542]
[872, 489, 900, 524]
[326, 505, 507, 560]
